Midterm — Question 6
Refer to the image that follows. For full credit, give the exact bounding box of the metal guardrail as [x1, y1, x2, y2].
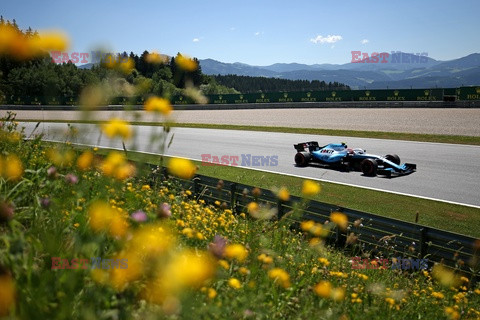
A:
[151, 167, 479, 278]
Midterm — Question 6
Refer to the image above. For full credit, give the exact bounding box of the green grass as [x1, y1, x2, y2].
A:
[171, 123, 480, 145]
[16, 119, 480, 145]
[116, 149, 480, 238]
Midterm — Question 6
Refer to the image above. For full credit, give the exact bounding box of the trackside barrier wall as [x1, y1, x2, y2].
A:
[152, 167, 479, 279]
[2, 87, 480, 106]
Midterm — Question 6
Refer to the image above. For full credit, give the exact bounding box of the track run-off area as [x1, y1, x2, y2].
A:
[17, 120, 480, 208]
[7, 107, 480, 136]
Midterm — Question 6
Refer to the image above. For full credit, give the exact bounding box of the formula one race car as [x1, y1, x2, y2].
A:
[294, 141, 416, 177]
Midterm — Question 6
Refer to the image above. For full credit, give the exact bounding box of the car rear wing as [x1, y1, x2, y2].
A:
[294, 141, 320, 152]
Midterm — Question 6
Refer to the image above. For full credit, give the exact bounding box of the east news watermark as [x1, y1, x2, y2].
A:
[201, 154, 278, 167]
[50, 51, 130, 64]
[351, 51, 429, 64]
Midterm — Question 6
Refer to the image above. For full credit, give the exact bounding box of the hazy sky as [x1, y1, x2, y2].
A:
[2, 0, 479, 65]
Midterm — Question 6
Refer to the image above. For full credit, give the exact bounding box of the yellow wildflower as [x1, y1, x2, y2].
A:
[2, 155, 23, 180]
[247, 202, 259, 215]
[142, 250, 215, 303]
[46, 148, 75, 167]
[0, 25, 21, 56]
[101, 151, 135, 180]
[432, 264, 460, 287]
[224, 244, 248, 262]
[309, 237, 323, 247]
[119, 57, 134, 74]
[114, 162, 136, 180]
[329, 271, 348, 278]
[207, 288, 217, 299]
[445, 306, 460, 320]
[330, 212, 348, 230]
[277, 187, 290, 202]
[314, 281, 331, 298]
[331, 287, 345, 301]
[385, 297, 395, 306]
[432, 291, 445, 299]
[128, 224, 175, 256]
[302, 180, 321, 196]
[144, 96, 172, 115]
[88, 201, 114, 232]
[88, 201, 128, 237]
[34, 31, 69, 52]
[257, 253, 273, 264]
[176, 219, 185, 227]
[318, 257, 330, 267]
[163, 250, 216, 290]
[268, 268, 291, 288]
[228, 278, 242, 289]
[102, 54, 117, 69]
[109, 214, 128, 238]
[218, 259, 230, 270]
[309, 224, 324, 237]
[175, 53, 198, 71]
[168, 158, 197, 179]
[300, 220, 315, 232]
[77, 150, 93, 171]
[182, 227, 194, 238]
[0, 274, 15, 316]
[146, 51, 168, 64]
[357, 273, 368, 281]
[238, 267, 250, 275]
[109, 254, 143, 291]
[0, 25, 69, 60]
[102, 118, 132, 140]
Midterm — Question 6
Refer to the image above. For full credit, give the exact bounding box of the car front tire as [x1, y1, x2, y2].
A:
[385, 154, 401, 165]
[361, 159, 378, 176]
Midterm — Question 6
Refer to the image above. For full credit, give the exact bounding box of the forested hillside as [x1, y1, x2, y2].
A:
[212, 74, 350, 93]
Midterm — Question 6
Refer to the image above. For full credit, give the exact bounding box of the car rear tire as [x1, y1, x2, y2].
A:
[361, 159, 378, 176]
[295, 151, 311, 167]
[385, 154, 401, 165]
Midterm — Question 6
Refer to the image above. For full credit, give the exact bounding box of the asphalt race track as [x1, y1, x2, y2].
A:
[19, 122, 480, 208]
[7, 108, 480, 136]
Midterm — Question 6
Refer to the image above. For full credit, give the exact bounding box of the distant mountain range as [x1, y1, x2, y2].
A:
[199, 53, 480, 89]
[78, 63, 95, 70]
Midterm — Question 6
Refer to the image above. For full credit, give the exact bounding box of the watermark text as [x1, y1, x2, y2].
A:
[201, 154, 278, 167]
[351, 51, 428, 64]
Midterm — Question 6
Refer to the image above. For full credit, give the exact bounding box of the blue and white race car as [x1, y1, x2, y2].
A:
[294, 141, 416, 177]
